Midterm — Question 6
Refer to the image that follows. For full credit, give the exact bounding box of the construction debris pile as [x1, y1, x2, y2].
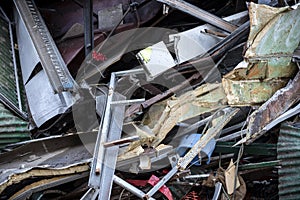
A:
[0, 0, 299, 199]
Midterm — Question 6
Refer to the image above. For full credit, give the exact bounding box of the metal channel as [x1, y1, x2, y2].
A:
[13, 0, 76, 93]
[97, 93, 126, 200]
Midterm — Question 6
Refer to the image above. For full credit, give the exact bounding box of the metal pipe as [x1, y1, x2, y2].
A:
[113, 175, 155, 200]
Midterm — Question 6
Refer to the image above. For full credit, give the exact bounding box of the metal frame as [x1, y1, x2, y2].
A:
[85, 69, 145, 200]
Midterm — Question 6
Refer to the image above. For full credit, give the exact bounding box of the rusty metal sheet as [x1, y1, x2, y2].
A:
[222, 3, 300, 106]
[222, 78, 287, 105]
[244, 71, 300, 143]
[244, 3, 300, 79]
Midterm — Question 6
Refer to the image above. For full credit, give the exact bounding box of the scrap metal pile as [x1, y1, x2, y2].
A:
[0, 0, 299, 199]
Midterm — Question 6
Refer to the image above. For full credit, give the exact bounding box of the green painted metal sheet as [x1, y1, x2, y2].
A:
[278, 123, 300, 200]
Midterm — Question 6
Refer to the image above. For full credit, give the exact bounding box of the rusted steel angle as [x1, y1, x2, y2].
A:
[156, 0, 238, 33]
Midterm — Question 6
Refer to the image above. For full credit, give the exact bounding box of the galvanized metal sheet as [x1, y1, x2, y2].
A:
[25, 70, 73, 127]
[278, 123, 300, 200]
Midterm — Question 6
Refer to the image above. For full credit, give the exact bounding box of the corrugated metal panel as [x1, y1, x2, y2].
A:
[277, 123, 300, 200]
[0, 13, 26, 119]
[0, 101, 30, 150]
[0, 17, 18, 106]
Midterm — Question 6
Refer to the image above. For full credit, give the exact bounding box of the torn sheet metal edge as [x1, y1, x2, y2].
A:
[10, 172, 89, 200]
[14, 0, 76, 93]
[156, 0, 238, 33]
[0, 163, 90, 195]
[24, 70, 74, 127]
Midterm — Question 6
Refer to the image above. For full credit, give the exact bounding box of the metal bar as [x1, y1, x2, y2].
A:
[144, 166, 178, 199]
[110, 98, 145, 106]
[97, 93, 126, 200]
[103, 135, 140, 147]
[113, 175, 155, 200]
[13, 0, 76, 93]
[83, 0, 94, 56]
[178, 108, 240, 169]
[89, 73, 116, 188]
[80, 188, 99, 200]
[212, 182, 222, 200]
[114, 68, 145, 76]
[156, 0, 238, 33]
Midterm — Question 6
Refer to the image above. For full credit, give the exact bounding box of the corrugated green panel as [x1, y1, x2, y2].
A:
[0, 102, 30, 150]
[277, 123, 300, 200]
[0, 17, 19, 107]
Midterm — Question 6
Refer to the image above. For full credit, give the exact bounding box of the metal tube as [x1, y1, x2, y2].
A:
[113, 175, 155, 200]
[145, 166, 178, 198]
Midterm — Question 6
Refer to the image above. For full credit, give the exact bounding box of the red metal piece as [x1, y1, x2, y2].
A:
[147, 175, 174, 200]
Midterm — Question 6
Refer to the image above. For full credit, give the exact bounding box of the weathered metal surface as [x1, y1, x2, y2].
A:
[222, 3, 300, 106]
[278, 123, 300, 200]
[0, 102, 30, 150]
[244, 3, 300, 79]
[222, 78, 287, 105]
[0, 132, 95, 197]
[14, 0, 76, 93]
[245, 71, 300, 143]
[24, 70, 74, 128]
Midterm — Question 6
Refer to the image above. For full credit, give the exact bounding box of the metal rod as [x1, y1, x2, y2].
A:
[114, 68, 145, 76]
[212, 182, 222, 200]
[110, 98, 145, 106]
[95, 73, 116, 174]
[83, 0, 94, 56]
[113, 175, 155, 200]
[156, 0, 238, 33]
[144, 166, 178, 199]
[103, 135, 140, 147]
